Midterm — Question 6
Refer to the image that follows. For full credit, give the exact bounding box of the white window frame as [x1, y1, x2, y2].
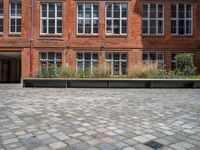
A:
[0, 2, 3, 34]
[76, 52, 99, 76]
[40, 2, 62, 35]
[106, 53, 128, 75]
[105, 3, 128, 35]
[77, 3, 99, 35]
[9, 2, 21, 34]
[40, 52, 62, 70]
[143, 52, 164, 69]
[171, 3, 193, 35]
[142, 3, 164, 35]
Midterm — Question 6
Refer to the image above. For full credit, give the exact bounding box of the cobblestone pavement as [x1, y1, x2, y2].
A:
[0, 85, 200, 150]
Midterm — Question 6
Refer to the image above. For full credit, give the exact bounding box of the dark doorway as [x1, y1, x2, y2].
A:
[0, 52, 21, 83]
[2, 60, 11, 83]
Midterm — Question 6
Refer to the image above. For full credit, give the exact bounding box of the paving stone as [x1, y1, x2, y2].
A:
[123, 147, 136, 150]
[97, 143, 116, 150]
[0, 87, 200, 150]
[133, 136, 149, 143]
[66, 138, 81, 145]
[49, 141, 66, 149]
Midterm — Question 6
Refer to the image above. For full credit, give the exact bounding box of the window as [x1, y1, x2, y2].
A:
[171, 4, 192, 35]
[142, 3, 164, 35]
[143, 52, 164, 69]
[40, 52, 62, 69]
[77, 3, 99, 35]
[10, 2, 21, 34]
[106, 3, 127, 35]
[0, 2, 3, 33]
[76, 52, 98, 76]
[106, 53, 127, 75]
[40, 3, 62, 35]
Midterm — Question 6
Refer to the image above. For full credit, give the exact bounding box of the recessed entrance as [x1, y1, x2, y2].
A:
[0, 52, 21, 83]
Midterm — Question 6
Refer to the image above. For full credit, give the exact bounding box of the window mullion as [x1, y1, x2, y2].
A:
[184, 4, 186, 35]
[120, 3, 122, 34]
[176, 4, 178, 35]
[15, 3, 17, 33]
[47, 3, 49, 34]
[112, 4, 114, 34]
[91, 4, 93, 34]
[148, 4, 150, 35]
[83, 4, 85, 34]
[156, 4, 158, 35]
[55, 3, 57, 34]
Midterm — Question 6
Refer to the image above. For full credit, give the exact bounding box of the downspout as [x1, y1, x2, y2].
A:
[30, 0, 34, 77]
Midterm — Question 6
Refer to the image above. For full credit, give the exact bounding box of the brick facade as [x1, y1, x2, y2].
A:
[0, 0, 200, 79]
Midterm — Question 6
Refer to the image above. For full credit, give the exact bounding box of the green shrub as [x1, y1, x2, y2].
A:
[92, 65, 111, 78]
[60, 66, 76, 78]
[174, 53, 196, 76]
[36, 67, 61, 78]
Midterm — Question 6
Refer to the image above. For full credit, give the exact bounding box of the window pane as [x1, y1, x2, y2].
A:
[150, 20, 156, 34]
[11, 3, 15, 16]
[85, 3, 91, 18]
[178, 20, 184, 34]
[114, 4, 120, 18]
[157, 53, 163, 60]
[42, 20, 47, 33]
[113, 20, 120, 34]
[93, 20, 98, 33]
[106, 4, 112, 17]
[78, 4, 83, 17]
[85, 53, 91, 60]
[113, 53, 120, 60]
[106, 20, 112, 33]
[0, 19, 3, 32]
[142, 20, 148, 34]
[77, 53, 83, 59]
[171, 4, 177, 18]
[17, 4, 21, 16]
[158, 5, 163, 18]
[93, 4, 98, 17]
[158, 20, 163, 34]
[0, 3, 3, 16]
[85, 19, 91, 34]
[122, 20, 127, 34]
[143, 4, 148, 18]
[41, 53, 47, 59]
[178, 4, 185, 18]
[186, 20, 192, 34]
[149, 53, 156, 60]
[78, 19, 83, 33]
[143, 53, 148, 60]
[186, 4, 192, 18]
[57, 3, 62, 17]
[150, 4, 156, 18]
[48, 52, 55, 59]
[93, 53, 98, 60]
[56, 53, 62, 59]
[57, 20, 62, 33]
[171, 20, 176, 34]
[121, 4, 127, 18]
[49, 3, 55, 17]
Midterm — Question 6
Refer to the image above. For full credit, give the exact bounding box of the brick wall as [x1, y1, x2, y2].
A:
[0, 0, 199, 78]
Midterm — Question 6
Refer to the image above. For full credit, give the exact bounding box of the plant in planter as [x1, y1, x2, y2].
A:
[174, 53, 196, 77]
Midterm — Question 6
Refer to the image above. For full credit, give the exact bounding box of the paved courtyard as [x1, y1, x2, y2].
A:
[0, 85, 200, 150]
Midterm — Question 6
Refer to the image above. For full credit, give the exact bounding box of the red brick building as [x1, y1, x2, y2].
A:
[0, 0, 200, 82]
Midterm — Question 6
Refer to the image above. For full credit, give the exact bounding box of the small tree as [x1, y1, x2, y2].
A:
[174, 53, 196, 76]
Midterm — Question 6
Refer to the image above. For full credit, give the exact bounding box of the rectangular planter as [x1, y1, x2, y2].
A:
[23, 79, 200, 88]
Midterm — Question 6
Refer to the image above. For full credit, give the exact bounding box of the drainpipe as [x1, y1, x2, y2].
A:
[30, 0, 34, 77]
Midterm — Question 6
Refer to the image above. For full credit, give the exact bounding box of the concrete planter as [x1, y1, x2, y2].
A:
[23, 78, 200, 88]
